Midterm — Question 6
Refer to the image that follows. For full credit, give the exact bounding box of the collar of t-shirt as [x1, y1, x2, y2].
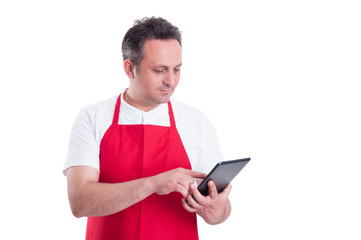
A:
[118, 92, 170, 126]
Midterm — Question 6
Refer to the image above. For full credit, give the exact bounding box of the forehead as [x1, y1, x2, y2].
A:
[141, 39, 182, 65]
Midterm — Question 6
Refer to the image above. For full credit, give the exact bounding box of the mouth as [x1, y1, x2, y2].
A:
[159, 89, 172, 94]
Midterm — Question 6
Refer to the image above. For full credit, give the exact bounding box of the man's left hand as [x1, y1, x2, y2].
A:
[181, 180, 232, 225]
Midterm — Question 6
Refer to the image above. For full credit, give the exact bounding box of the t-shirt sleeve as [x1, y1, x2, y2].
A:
[63, 108, 100, 176]
[196, 114, 224, 174]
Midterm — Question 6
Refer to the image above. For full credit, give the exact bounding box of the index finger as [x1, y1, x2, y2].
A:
[184, 169, 207, 179]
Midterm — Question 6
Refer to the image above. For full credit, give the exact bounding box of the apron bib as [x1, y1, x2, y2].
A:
[85, 94, 198, 240]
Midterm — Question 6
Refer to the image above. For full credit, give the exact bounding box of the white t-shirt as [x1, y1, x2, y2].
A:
[63, 93, 223, 176]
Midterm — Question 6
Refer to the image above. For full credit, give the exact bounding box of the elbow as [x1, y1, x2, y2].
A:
[68, 185, 90, 218]
[69, 197, 87, 218]
[70, 203, 88, 218]
[71, 206, 84, 218]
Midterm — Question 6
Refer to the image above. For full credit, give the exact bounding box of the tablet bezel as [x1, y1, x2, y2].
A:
[197, 158, 251, 196]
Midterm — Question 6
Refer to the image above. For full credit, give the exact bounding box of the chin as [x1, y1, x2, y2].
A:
[155, 95, 171, 104]
[158, 98, 171, 104]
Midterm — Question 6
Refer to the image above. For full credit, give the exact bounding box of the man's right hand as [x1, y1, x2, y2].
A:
[149, 168, 206, 198]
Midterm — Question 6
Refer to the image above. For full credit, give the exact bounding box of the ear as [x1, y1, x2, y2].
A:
[123, 59, 136, 79]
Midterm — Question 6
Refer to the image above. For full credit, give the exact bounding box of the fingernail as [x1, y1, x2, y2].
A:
[190, 184, 195, 189]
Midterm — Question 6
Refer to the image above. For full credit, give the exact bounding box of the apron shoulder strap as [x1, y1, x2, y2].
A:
[112, 94, 121, 125]
[167, 101, 176, 128]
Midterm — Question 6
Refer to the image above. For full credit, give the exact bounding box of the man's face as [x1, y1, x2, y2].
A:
[129, 39, 182, 110]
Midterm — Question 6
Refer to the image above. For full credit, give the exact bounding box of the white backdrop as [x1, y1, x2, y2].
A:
[1, 0, 360, 239]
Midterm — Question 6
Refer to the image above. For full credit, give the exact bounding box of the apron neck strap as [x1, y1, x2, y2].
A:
[112, 93, 176, 127]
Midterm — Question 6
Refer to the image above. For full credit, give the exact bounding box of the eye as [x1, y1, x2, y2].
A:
[174, 68, 180, 73]
[153, 68, 165, 73]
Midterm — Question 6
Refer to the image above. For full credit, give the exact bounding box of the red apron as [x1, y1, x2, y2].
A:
[85, 94, 199, 240]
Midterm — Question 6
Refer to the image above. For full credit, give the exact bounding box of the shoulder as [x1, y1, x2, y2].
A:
[81, 96, 117, 118]
[170, 99, 208, 123]
[72, 96, 117, 137]
[170, 99, 215, 136]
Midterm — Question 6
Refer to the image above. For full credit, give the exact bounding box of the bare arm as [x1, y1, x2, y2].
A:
[67, 166, 206, 218]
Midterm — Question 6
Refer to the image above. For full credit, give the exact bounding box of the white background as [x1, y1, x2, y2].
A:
[1, 0, 360, 239]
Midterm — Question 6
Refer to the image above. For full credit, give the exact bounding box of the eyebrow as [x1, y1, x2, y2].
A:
[153, 63, 183, 69]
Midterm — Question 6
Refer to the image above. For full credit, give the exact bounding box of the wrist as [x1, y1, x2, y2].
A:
[144, 176, 156, 195]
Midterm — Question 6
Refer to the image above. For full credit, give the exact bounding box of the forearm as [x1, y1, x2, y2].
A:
[67, 166, 205, 218]
[68, 177, 153, 218]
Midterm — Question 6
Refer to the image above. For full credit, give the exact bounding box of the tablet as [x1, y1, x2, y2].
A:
[197, 158, 251, 196]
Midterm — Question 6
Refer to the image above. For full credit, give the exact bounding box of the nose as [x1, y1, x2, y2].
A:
[162, 71, 176, 87]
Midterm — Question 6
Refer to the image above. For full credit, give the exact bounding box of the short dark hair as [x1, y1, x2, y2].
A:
[121, 17, 182, 70]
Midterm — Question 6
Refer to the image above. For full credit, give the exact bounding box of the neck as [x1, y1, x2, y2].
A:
[123, 89, 159, 112]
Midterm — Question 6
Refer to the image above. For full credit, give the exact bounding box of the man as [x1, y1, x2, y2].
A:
[64, 17, 232, 240]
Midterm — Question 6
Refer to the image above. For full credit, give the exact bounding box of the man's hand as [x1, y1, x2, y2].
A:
[149, 168, 206, 198]
[181, 180, 232, 225]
